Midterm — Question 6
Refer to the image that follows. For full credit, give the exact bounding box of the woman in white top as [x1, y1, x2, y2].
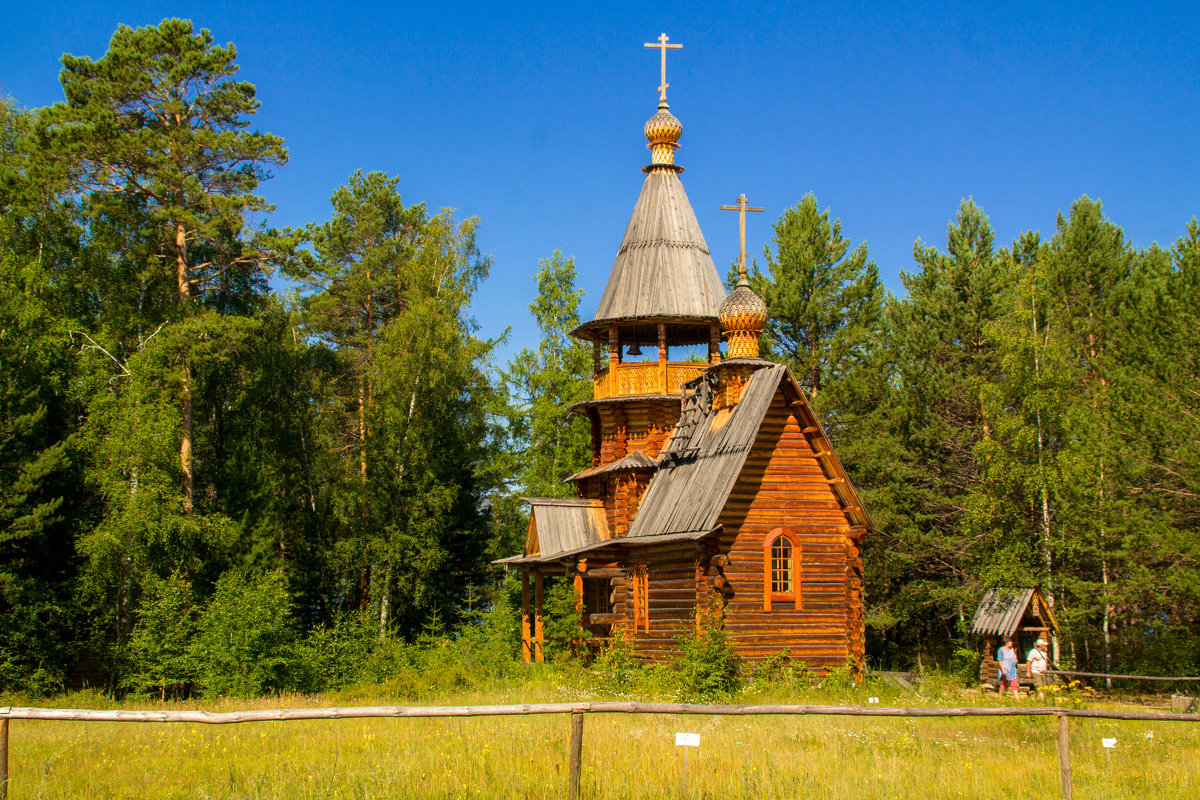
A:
[1028, 638, 1050, 691]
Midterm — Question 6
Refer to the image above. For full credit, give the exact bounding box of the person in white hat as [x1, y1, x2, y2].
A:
[1028, 638, 1051, 693]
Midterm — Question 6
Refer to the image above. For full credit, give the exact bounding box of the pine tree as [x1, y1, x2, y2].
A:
[37, 18, 287, 515]
[290, 171, 498, 636]
[876, 199, 1017, 663]
[751, 194, 884, 408]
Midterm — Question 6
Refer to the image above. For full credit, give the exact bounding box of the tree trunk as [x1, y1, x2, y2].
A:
[176, 221, 194, 515]
[1099, 450, 1112, 689]
[379, 565, 392, 640]
[1033, 295, 1059, 665]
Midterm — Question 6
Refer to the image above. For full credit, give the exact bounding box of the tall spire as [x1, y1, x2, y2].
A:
[575, 34, 725, 336]
[718, 193, 768, 359]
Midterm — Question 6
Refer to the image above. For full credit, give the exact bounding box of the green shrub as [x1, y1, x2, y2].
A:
[295, 611, 378, 692]
[540, 578, 588, 663]
[591, 627, 645, 695]
[671, 596, 741, 700]
[190, 570, 297, 697]
[454, 584, 523, 680]
[125, 571, 197, 698]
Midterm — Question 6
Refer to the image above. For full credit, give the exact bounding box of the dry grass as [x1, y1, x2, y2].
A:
[4, 678, 1198, 799]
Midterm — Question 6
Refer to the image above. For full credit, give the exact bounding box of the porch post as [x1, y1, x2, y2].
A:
[521, 572, 532, 664]
[534, 573, 545, 663]
[657, 322, 667, 393]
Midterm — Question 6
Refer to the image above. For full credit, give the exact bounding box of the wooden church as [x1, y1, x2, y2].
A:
[499, 38, 873, 670]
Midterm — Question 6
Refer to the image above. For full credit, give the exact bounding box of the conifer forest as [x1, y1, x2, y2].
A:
[1, 19, 1197, 696]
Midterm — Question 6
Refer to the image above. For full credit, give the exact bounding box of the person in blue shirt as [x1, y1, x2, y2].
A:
[997, 636, 1020, 698]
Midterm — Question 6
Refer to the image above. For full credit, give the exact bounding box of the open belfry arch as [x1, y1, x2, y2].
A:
[498, 35, 873, 671]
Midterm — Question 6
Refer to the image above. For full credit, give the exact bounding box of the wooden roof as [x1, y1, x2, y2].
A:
[627, 362, 873, 539]
[496, 362, 873, 565]
[564, 451, 658, 483]
[577, 168, 726, 337]
[970, 588, 1059, 637]
[517, 498, 610, 561]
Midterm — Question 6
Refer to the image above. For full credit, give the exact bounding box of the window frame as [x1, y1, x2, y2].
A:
[763, 527, 801, 611]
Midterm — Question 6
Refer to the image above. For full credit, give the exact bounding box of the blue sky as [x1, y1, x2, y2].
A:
[3, 1, 1197, 359]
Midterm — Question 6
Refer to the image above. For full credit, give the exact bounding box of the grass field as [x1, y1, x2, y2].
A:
[4, 675, 1198, 799]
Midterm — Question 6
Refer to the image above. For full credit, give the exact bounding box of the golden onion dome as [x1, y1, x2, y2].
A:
[719, 279, 768, 330]
[719, 278, 767, 359]
[644, 101, 682, 168]
[644, 104, 682, 144]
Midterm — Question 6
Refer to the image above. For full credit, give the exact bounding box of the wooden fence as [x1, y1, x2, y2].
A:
[1046, 669, 1200, 683]
[2, 701, 1198, 800]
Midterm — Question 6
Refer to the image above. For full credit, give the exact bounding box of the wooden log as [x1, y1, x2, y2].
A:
[1047, 670, 1200, 682]
[1057, 714, 1072, 800]
[5, 702, 1197, 724]
[568, 711, 584, 799]
[521, 574, 532, 664]
[534, 574, 545, 664]
[1, 717, 7, 800]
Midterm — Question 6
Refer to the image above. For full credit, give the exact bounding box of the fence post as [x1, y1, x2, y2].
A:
[1, 716, 9, 800]
[1056, 714, 1071, 800]
[568, 711, 585, 799]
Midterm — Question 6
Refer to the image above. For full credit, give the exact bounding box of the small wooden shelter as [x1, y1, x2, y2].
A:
[498, 53, 873, 671]
[970, 587, 1059, 685]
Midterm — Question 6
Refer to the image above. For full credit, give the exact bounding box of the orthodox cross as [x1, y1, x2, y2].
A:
[721, 193, 765, 280]
[644, 33, 682, 102]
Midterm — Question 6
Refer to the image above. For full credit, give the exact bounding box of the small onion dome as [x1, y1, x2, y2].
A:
[719, 278, 768, 359]
[644, 100, 682, 167]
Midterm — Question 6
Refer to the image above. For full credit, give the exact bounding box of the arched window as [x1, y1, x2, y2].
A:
[763, 528, 801, 611]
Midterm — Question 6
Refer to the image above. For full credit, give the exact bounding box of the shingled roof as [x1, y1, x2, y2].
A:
[626, 362, 873, 539]
[970, 588, 1059, 637]
[577, 168, 726, 337]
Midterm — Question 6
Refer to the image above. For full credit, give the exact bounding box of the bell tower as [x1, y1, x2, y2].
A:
[567, 35, 728, 535]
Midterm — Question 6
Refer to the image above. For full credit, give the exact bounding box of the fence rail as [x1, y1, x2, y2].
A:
[1046, 669, 1200, 683]
[2, 702, 1198, 800]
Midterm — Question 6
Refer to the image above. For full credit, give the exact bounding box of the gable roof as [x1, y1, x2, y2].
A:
[575, 168, 726, 338]
[626, 362, 872, 539]
[970, 588, 1059, 637]
[518, 498, 609, 561]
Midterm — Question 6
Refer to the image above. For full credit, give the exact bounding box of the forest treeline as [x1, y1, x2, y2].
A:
[1, 20, 1196, 695]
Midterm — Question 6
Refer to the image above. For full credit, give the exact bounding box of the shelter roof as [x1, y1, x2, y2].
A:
[969, 588, 1059, 637]
[574, 168, 725, 340]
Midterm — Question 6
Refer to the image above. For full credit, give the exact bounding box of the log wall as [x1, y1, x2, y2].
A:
[610, 540, 703, 661]
[585, 399, 682, 537]
[715, 394, 863, 669]
[593, 399, 680, 465]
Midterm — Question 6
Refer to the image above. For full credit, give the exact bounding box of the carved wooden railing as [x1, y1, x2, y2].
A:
[592, 362, 707, 400]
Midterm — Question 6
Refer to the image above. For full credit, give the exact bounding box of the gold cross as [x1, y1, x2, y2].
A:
[643, 33, 682, 103]
[721, 194, 765, 280]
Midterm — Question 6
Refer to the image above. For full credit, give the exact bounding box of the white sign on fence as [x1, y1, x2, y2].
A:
[868, 697, 880, 704]
[675, 732, 701, 747]
[1101, 738, 1117, 749]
